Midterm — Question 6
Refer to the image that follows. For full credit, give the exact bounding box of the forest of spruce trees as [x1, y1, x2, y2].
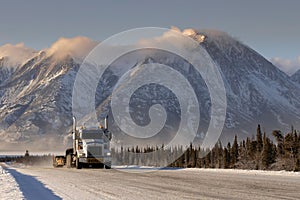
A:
[4, 124, 299, 172]
[112, 125, 300, 171]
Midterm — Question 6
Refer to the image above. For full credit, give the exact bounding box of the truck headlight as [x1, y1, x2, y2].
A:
[79, 153, 85, 156]
[106, 152, 111, 156]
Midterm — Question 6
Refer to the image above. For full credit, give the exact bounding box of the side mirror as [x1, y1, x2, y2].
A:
[104, 130, 112, 141]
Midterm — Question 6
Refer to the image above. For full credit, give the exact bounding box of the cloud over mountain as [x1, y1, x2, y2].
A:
[0, 43, 36, 67]
[46, 36, 98, 60]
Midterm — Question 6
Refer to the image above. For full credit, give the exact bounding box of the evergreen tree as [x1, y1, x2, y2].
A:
[246, 137, 252, 159]
[262, 133, 275, 168]
[284, 133, 294, 158]
[256, 124, 263, 152]
[196, 147, 203, 168]
[293, 130, 299, 157]
[217, 141, 223, 168]
[223, 147, 230, 168]
[185, 146, 190, 167]
[179, 147, 184, 168]
[192, 147, 197, 168]
[205, 151, 211, 168]
[295, 158, 300, 172]
[250, 140, 257, 159]
[211, 145, 217, 168]
[224, 142, 231, 168]
[231, 135, 239, 165]
[272, 130, 284, 156]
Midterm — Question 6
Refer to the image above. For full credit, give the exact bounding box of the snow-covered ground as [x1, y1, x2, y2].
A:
[0, 165, 24, 199]
[1, 163, 300, 200]
[0, 163, 61, 200]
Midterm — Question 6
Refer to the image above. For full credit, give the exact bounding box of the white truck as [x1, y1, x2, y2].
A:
[53, 116, 112, 169]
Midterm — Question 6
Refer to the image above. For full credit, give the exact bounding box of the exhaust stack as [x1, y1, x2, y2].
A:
[72, 116, 77, 133]
[104, 116, 108, 130]
[72, 116, 77, 154]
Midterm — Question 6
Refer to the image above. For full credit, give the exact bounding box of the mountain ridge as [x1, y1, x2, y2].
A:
[0, 30, 299, 150]
[291, 69, 300, 84]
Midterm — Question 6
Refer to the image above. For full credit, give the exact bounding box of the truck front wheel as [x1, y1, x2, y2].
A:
[76, 157, 82, 169]
[66, 154, 72, 168]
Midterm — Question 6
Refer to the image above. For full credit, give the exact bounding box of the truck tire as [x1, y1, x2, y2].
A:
[76, 157, 82, 169]
[104, 161, 111, 169]
[104, 165, 111, 169]
[66, 154, 72, 168]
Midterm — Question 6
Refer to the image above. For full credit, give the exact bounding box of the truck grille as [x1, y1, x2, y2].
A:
[87, 146, 102, 157]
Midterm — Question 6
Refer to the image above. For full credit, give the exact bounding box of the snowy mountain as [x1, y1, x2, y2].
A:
[197, 30, 300, 139]
[0, 31, 299, 149]
[0, 37, 99, 150]
[0, 52, 78, 144]
[291, 69, 300, 84]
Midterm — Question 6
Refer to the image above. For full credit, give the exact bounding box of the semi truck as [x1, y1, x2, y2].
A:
[53, 116, 112, 169]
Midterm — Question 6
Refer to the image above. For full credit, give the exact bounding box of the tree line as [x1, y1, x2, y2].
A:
[112, 125, 300, 171]
[0, 153, 52, 166]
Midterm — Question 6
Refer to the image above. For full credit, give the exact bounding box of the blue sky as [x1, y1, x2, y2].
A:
[0, 0, 299, 74]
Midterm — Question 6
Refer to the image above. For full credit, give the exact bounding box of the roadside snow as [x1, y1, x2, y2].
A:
[182, 167, 300, 176]
[114, 165, 300, 176]
[0, 165, 24, 199]
[1, 163, 61, 200]
[112, 165, 160, 169]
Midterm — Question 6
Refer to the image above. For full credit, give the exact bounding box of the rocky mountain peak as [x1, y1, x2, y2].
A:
[0, 32, 299, 150]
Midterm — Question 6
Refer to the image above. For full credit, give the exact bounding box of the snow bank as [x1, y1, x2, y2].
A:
[114, 165, 300, 176]
[0, 165, 24, 199]
[182, 168, 300, 176]
[112, 165, 159, 169]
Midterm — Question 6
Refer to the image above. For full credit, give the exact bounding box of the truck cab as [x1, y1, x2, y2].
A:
[76, 127, 112, 168]
[65, 117, 112, 169]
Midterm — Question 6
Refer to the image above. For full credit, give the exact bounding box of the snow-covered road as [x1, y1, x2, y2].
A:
[1, 163, 300, 200]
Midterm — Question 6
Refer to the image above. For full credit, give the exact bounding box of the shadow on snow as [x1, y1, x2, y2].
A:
[6, 168, 61, 200]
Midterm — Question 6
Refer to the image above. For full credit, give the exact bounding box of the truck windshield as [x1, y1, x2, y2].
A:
[81, 130, 103, 139]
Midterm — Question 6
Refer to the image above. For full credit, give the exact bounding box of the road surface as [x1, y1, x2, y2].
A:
[2, 164, 300, 200]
